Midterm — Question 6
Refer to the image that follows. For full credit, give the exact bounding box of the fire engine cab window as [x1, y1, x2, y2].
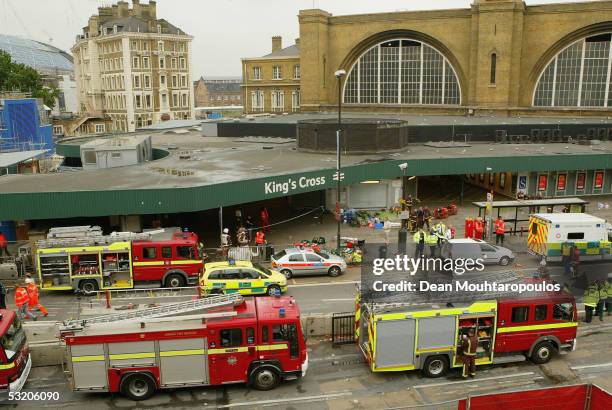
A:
[161, 246, 172, 258]
[143, 247, 157, 259]
[262, 325, 269, 343]
[272, 324, 289, 341]
[567, 232, 584, 240]
[511, 306, 529, 323]
[177, 246, 194, 259]
[246, 327, 255, 344]
[220, 329, 242, 347]
[553, 303, 574, 321]
[535, 305, 548, 321]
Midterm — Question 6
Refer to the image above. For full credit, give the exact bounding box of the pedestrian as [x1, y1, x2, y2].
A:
[604, 279, 612, 317]
[465, 217, 474, 238]
[583, 282, 599, 323]
[221, 228, 231, 257]
[426, 229, 438, 258]
[245, 215, 255, 241]
[423, 207, 431, 230]
[561, 242, 571, 275]
[14, 281, 36, 321]
[596, 280, 608, 322]
[255, 230, 266, 258]
[461, 328, 478, 378]
[416, 207, 424, 230]
[413, 229, 425, 258]
[0, 232, 9, 257]
[494, 216, 505, 245]
[434, 221, 446, 249]
[474, 218, 484, 240]
[0, 281, 7, 309]
[571, 247, 580, 278]
[260, 207, 270, 233]
[26, 277, 48, 317]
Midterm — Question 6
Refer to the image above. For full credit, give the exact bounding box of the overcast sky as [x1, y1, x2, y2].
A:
[0, 0, 588, 77]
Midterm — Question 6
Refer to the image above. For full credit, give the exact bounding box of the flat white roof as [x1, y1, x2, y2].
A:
[532, 213, 606, 223]
[0, 149, 48, 167]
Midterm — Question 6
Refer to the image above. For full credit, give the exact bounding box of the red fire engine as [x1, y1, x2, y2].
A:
[357, 291, 577, 376]
[60, 295, 308, 400]
[37, 229, 203, 293]
[0, 310, 31, 394]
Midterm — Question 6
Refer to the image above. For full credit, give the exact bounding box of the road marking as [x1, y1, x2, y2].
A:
[289, 280, 359, 288]
[214, 391, 352, 408]
[413, 371, 535, 389]
[322, 298, 355, 302]
[571, 362, 612, 370]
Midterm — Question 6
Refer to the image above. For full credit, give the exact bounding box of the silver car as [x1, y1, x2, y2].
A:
[441, 238, 515, 266]
[271, 248, 347, 279]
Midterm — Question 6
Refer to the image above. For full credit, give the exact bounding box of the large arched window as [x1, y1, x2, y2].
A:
[533, 33, 612, 107]
[343, 39, 461, 105]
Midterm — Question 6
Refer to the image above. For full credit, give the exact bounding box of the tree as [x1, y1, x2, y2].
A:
[0, 50, 60, 109]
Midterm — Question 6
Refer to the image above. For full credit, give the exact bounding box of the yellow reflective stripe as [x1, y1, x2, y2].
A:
[497, 322, 578, 334]
[132, 261, 164, 266]
[170, 260, 201, 265]
[208, 347, 249, 354]
[72, 355, 105, 363]
[416, 346, 454, 353]
[257, 344, 287, 351]
[0, 362, 16, 369]
[109, 352, 155, 360]
[160, 349, 205, 357]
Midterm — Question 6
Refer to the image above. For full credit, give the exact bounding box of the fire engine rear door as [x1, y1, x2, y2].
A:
[375, 319, 416, 369]
[416, 317, 457, 353]
[159, 338, 209, 386]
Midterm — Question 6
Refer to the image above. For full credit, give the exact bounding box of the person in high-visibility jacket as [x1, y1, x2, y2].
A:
[584, 283, 600, 323]
[604, 279, 612, 318]
[596, 280, 609, 321]
[255, 230, 266, 258]
[426, 230, 439, 257]
[413, 229, 426, 258]
[461, 328, 478, 378]
[26, 277, 48, 317]
[14, 282, 36, 321]
[494, 217, 506, 245]
[434, 222, 446, 249]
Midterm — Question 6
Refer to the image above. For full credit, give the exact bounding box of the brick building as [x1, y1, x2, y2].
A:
[193, 76, 242, 107]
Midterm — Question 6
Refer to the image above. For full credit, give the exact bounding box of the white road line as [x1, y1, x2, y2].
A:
[413, 371, 535, 389]
[322, 298, 355, 302]
[289, 280, 359, 288]
[215, 391, 352, 408]
[571, 362, 612, 370]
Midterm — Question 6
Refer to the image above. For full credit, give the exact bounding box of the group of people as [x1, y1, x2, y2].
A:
[583, 279, 611, 323]
[412, 221, 455, 258]
[0, 275, 48, 321]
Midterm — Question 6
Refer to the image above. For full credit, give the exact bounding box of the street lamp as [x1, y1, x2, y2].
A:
[335, 69, 346, 253]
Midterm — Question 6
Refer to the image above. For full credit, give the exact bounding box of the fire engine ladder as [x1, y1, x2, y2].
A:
[60, 294, 244, 333]
[37, 229, 164, 248]
[91, 286, 199, 301]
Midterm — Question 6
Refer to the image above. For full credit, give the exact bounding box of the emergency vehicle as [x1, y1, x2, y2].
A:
[528, 213, 611, 262]
[0, 310, 31, 394]
[200, 260, 287, 296]
[60, 294, 308, 401]
[356, 291, 577, 376]
[36, 229, 202, 293]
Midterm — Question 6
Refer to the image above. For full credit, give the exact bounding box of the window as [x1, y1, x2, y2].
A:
[305, 253, 322, 262]
[177, 246, 194, 259]
[480, 244, 495, 252]
[253, 66, 261, 80]
[220, 329, 242, 347]
[272, 324, 299, 358]
[272, 65, 282, 79]
[220, 269, 241, 280]
[160, 75, 166, 86]
[95, 124, 105, 133]
[143, 57, 149, 69]
[145, 94, 151, 108]
[292, 90, 300, 111]
[159, 57, 165, 69]
[535, 305, 548, 321]
[179, 58, 186, 69]
[181, 75, 187, 88]
[179, 43, 185, 52]
[288, 254, 304, 262]
[567, 232, 585, 240]
[182, 94, 187, 107]
[161, 246, 172, 258]
[262, 325, 269, 343]
[511, 306, 529, 323]
[490, 53, 497, 85]
[131, 40, 137, 50]
[251, 90, 264, 112]
[272, 324, 289, 341]
[144, 75, 150, 88]
[143, 247, 157, 259]
[132, 57, 139, 68]
[240, 270, 260, 279]
[52, 125, 64, 135]
[134, 75, 140, 88]
[111, 152, 121, 159]
[83, 150, 97, 164]
[294, 64, 301, 79]
[172, 93, 178, 107]
[142, 41, 148, 51]
[158, 41, 164, 52]
[172, 75, 178, 87]
[135, 95, 142, 108]
[246, 328, 255, 344]
[161, 93, 167, 107]
[271, 90, 284, 112]
[553, 302, 574, 321]
[171, 58, 177, 69]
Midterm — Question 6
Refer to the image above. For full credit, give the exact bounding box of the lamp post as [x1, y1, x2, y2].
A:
[335, 69, 346, 253]
[398, 162, 409, 254]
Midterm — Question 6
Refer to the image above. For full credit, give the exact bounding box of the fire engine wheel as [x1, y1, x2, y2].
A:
[531, 342, 554, 364]
[280, 269, 293, 279]
[164, 273, 186, 288]
[79, 280, 99, 295]
[121, 373, 156, 401]
[422, 355, 449, 378]
[499, 256, 511, 266]
[251, 367, 280, 390]
[267, 285, 281, 296]
[328, 266, 341, 277]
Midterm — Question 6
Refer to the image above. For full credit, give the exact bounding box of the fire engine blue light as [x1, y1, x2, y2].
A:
[279, 308, 285, 318]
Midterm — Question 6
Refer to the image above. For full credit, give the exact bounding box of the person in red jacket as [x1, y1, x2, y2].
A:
[494, 217, 506, 245]
[0, 232, 9, 257]
[14, 282, 36, 321]
[255, 230, 266, 258]
[26, 277, 48, 317]
[474, 218, 484, 240]
[260, 207, 270, 233]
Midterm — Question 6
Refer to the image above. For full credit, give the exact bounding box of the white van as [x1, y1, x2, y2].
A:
[528, 213, 611, 262]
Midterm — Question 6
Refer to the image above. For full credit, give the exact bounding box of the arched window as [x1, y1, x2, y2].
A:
[490, 53, 497, 84]
[534, 33, 612, 107]
[343, 38, 461, 105]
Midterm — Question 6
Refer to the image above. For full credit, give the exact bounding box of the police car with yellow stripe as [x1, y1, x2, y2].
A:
[200, 260, 288, 296]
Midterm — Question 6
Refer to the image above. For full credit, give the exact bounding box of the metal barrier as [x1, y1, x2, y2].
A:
[332, 312, 356, 345]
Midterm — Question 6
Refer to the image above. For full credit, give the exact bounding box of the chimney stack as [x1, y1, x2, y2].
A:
[272, 36, 282, 52]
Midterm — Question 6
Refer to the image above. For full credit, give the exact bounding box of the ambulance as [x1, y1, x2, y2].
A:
[528, 213, 611, 262]
[356, 291, 577, 377]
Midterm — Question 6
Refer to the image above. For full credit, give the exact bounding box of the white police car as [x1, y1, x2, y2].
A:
[271, 248, 347, 279]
